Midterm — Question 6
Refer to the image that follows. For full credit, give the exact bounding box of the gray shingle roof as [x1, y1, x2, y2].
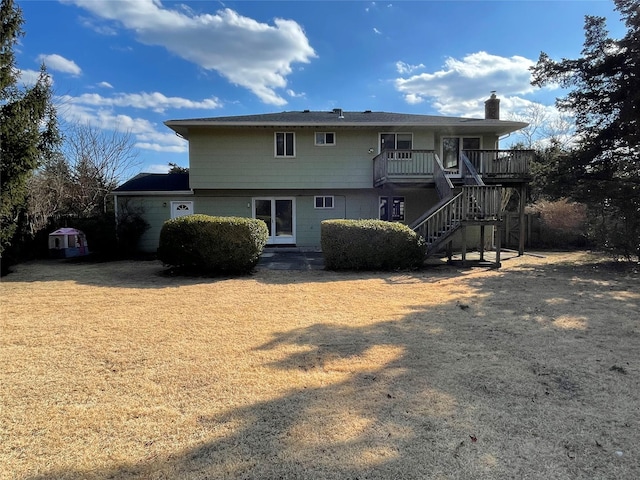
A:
[113, 172, 190, 192]
[165, 110, 527, 139]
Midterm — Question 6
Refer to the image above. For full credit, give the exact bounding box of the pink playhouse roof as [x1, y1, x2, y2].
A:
[49, 228, 85, 236]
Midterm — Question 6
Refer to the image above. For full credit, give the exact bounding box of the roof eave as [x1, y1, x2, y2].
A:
[165, 119, 529, 136]
[112, 190, 193, 196]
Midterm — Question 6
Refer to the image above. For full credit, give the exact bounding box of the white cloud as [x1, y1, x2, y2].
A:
[396, 61, 424, 75]
[404, 93, 424, 105]
[395, 51, 537, 117]
[64, 0, 317, 105]
[98, 81, 113, 89]
[145, 163, 172, 173]
[59, 92, 221, 114]
[286, 89, 306, 98]
[55, 98, 188, 154]
[37, 54, 82, 76]
[18, 69, 44, 87]
[373, 27, 382, 35]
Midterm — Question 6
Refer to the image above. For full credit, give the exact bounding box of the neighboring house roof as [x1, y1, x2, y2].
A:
[113, 172, 190, 193]
[165, 110, 528, 139]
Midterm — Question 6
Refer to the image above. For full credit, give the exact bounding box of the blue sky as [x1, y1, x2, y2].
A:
[15, 0, 627, 178]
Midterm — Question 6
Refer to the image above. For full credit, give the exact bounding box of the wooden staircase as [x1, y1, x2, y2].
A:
[410, 154, 503, 265]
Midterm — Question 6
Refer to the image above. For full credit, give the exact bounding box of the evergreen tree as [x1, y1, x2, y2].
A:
[531, 0, 640, 260]
[1, 0, 60, 268]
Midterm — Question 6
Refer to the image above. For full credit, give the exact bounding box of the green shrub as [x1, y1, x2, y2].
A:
[321, 219, 426, 271]
[158, 214, 269, 274]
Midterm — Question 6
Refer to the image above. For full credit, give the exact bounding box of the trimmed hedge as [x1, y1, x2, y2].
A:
[158, 214, 269, 274]
[321, 219, 426, 271]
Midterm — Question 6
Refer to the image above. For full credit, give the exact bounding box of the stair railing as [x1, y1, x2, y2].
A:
[412, 185, 503, 254]
[460, 152, 485, 186]
[412, 192, 464, 253]
[434, 153, 454, 200]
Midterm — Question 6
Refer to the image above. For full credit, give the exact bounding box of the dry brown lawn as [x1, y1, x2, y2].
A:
[1, 251, 639, 479]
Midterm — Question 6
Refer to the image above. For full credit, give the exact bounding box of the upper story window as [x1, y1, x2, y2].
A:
[442, 137, 481, 169]
[380, 133, 413, 152]
[315, 132, 335, 146]
[275, 132, 295, 157]
[380, 133, 413, 160]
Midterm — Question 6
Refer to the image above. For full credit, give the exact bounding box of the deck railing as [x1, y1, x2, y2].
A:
[374, 149, 531, 185]
[373, 150, 436, 185]
[463, 149, 533, 177]
[463, 185, 502, 220]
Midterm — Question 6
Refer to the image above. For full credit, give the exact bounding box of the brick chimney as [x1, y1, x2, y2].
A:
[484, 91, 500, 120]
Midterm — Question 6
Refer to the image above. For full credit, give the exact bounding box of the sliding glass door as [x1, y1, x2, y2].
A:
[253, 198, 295, 245]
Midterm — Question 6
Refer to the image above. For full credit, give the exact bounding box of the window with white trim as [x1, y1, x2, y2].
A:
[315, 132, 335, 146]
[380, 133, 413, 160]
[380, 133, 413, 151]
[314, 196, 334, 209]
[275, 132, 295, 157]
[379, 196, 405, 221]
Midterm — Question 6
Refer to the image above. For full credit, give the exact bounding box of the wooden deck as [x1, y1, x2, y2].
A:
[373, 149, 533, 186]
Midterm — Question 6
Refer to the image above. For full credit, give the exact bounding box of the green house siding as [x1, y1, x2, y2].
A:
[188, 128, 440, 191]
[118, 185, 482, 253]
[116, 195, 188, 252]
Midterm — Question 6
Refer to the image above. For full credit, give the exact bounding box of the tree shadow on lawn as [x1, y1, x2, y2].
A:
[3, 256, 467, 289]
[25, 257, 640, 479]
[1, 258, 262, 289]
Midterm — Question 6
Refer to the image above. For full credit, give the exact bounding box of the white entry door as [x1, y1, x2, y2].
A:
[253, 197, 295, 245]
[171, 201, 193, 219]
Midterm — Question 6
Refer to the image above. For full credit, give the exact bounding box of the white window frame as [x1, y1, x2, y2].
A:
[252, 197, 296, 245]
[314, 132, 336, 146]
[314, 195, 335, 209]
[379, 132, 413, 153]
[275, 132, 296, 157]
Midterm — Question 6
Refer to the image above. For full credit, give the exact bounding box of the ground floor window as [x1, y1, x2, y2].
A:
[314, 196, 334, 209]
[379, 196, 405, 221]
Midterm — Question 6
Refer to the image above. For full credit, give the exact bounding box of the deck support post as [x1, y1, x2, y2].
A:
[495, 221, 502, 268]
[461, 225, 467, 266]
[479, 225, 486, 261]
[518, 183, 526, 256]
